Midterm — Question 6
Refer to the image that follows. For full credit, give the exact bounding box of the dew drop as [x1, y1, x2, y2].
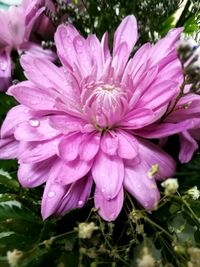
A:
[144, 202, 149, 208]
[48, 191, 56, 198]
[29, 119, 40, 127]
[50, 132, 57, 137]
[109, 212, 115, 220]
[101, 188, 105, 193]
[52, 141, 57, 146]
[78, 200, 83, 206]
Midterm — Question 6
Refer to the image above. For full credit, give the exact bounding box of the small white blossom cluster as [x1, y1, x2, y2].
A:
[136, 247, 155, 267]
[187, 186, 200, 200]
[188, 247, 200, 267]
[161, 178, 179, 196]
[7, 249, 23, 267]
[77, 222, 98, 239]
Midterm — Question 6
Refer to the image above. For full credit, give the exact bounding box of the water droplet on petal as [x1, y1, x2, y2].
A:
[52, 141, 57, 146]
[50, 132, 57, 137]
[78, 200, 83, 206]
[109, 212, 115, 220]
[101, 188, 105, 193]
[144, 202, 149, 208]
[48, 191, 56, 198]
[29, 119, 40, 127]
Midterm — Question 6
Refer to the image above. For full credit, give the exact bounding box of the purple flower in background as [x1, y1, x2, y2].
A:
[1, 16, 200, 221]
[0, 0, 55, 91]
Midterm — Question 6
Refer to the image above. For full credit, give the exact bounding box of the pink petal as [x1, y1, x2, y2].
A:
[121, 108, 156, 129]
[100, 132, 118, 156]
[124, 164, 160, 210]
[73, 35, 93, 77]
[0, 138, 19, 159]
[54, 24, 84, 81]
[41, 177, 67, 220]
[47, 158, 92, 185]
[1, 105, 31, 138]
[56, 175, 93, 215]
[113, 15, 137, 57]
[112, 42, 129, 79]
[149, 28, 183, 66]
[49, 114, 85, 134]
[135, 119, 200, 139]
[79, 133, 100, 161]
[116, 130, 138, 159]
[14, 117, 59, 141]
[19, 137, 60, 163]
[7, 81, 57, 111]
[92, 150, 124, 200]
[94, 187, 124, 221]
[101, 32, 111, 62]
[135, 138, 176, 181]
[122, 43, 151, 84]
[87, 34, 103, 78]
[0, 50, 11, 92]
[58, 133, 83, 161]
[18, 157, 55, 188]
[136, 80, 179, 111]
[179, 131, 198, 163]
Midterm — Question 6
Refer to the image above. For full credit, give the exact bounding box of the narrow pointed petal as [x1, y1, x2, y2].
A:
[101, 32, 111, 62]
[48, 158, 92, 185]
[124, 165, 160, 210]
[136, 138, 176, 181]
[100, 132, 118, 156]
[113, 15, 137, 56]
[1, 105, 31, 138]
[19, 138, 60, 163]
[121, 108, 156, 129]
[14, 117, 59, 141]
[41, 181, 67, 220]
[116, 130, 138, 159]
[7, 81, 57, 111]
[92, 150, 124, 200]
[94, 187, 124, 221]
[49, 114, 85, 134]
[79, 133, 100, 161]
[18, 157, 55, 188]
[0, 138, 19, 159]
[58, 133, 83, 161]
[135, 119, 200, 139]
[179, 131, 198, 163]
[56, 175, 93, 215]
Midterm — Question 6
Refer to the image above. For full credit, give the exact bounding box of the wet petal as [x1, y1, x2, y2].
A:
[94, 187, 124, 221]
[92, 150, 124, 200]
[179, 131, 198, 163]
[113, 15, 137, 57]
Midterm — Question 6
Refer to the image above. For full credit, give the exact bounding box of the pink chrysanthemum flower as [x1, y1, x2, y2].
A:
[1, 16, 200, 221]
[0, 0, 55, 91]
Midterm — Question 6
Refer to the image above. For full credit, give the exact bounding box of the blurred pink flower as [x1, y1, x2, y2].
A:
[1, 16, 200, 221]
[0, 0, 55, 91]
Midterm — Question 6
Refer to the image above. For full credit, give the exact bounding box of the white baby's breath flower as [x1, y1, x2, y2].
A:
[77, 222, 98, 239]
[161, 178, 179, 196]
[7, 249, 23, 267]
[136, 247, 155, 267]
[187, 186, 200, 200]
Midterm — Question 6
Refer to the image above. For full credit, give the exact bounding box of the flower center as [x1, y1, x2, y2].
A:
[82, 83, 127, 130]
